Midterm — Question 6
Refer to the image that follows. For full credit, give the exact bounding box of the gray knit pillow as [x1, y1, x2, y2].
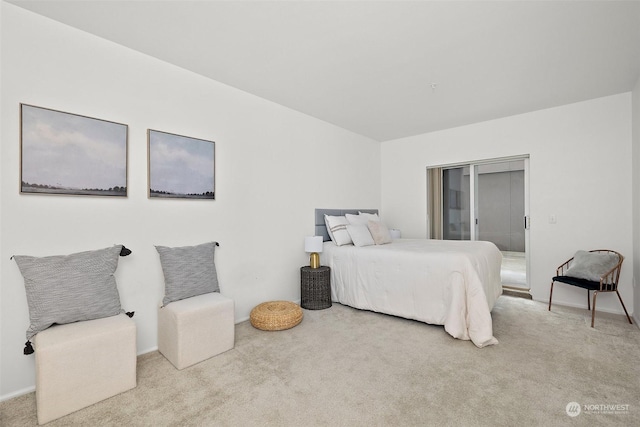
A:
[13, 245, 124, 340]
[565, 250, 620, 283]
[156, 241, 219, 306]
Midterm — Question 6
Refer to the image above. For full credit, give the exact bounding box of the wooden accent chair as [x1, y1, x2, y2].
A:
[548, 249, 632, 328]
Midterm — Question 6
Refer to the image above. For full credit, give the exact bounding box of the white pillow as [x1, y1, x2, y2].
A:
[324, 215, 336, 241]
[368, 220, 392, 245]
[346, 224, 375, 247]
[345, 213, 369, 225]
[359, 211, 380, 222]
[324, 215, 352, 246]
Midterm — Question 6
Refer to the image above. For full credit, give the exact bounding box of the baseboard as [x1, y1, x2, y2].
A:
[544, 297, 633, 317]
[0, 385, 35, 403]
[138, 346, 158, 356]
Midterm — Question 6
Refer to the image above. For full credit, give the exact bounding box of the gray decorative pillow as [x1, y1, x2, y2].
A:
[13, 245, 124, 340]
[565, 250, 620, 283]
[156, 241, 220, 306]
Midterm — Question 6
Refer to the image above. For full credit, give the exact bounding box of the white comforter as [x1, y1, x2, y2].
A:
[320, 239, 503, 348]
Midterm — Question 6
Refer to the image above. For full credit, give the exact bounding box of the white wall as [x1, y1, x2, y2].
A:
[0, 1, 4, 404]
[633, 75, 640, 325]
[381, 94, 633, 314]
[0, 4, 380, 400]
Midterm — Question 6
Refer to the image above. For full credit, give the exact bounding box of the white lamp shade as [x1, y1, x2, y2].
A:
[304, 236, 323, 253]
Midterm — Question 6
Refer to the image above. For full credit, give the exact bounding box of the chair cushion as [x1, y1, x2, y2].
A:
[553, 275, 603, 291]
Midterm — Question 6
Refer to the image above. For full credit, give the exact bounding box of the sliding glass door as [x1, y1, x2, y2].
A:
[442, 166, 471, 241]
[427, 156, 529, 290]
[476, 161, 525, 252]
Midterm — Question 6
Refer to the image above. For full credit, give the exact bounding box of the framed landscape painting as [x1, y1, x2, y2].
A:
[20, 104, 128, 197]
[147, 129, 215, 199]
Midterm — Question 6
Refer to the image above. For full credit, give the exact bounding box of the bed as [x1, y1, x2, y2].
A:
[315, 209, 503, 348]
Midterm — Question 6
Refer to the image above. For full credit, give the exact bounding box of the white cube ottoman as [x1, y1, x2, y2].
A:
[158, 292, 234, 370]
[33, 313, 137, 425]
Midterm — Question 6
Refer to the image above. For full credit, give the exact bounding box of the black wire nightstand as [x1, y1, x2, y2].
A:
[300, 266, 331, 310]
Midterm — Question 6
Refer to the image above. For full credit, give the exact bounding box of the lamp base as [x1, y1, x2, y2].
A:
[310, 252, 320, 269]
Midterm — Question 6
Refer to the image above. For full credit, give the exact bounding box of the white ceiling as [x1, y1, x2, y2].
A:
[8, 0, 640, 142]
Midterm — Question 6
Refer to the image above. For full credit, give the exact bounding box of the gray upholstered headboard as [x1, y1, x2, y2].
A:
[315, 208, 379, 241]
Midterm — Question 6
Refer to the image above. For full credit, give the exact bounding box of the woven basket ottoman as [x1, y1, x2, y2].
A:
[250, 301, 303, 331]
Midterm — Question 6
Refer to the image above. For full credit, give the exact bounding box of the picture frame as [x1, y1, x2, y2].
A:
[147, 129, 215, 199]
[20, 104, 128, 197]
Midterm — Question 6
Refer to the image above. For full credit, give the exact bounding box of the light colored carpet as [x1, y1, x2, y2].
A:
[1, 296, 639, 426]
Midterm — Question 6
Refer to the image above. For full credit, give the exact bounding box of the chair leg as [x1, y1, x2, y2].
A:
[615, 290, 633, 325]
[587, 290, 591, 311]
[591, 291, 598, 328]
[548, 281, 555, 311]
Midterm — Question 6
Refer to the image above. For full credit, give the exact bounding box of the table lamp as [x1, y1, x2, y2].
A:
[304, 236, 323, 269]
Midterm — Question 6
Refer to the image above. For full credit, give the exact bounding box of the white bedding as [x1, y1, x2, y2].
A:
[320, 239, 503, 347]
